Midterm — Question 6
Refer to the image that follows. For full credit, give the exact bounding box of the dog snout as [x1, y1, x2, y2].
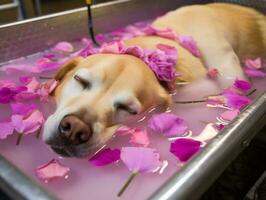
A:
[58, 115, 92, 145]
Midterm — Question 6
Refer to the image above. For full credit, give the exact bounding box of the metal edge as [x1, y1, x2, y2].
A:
[149, 92, 266, 200]
[0, 156, 57, 200]
[0, 0, 130, 29]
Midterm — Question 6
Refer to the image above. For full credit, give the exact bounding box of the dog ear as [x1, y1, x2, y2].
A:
[54, 57, 82, 81]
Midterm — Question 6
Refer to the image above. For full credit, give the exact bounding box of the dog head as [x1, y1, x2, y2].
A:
[43, 54, 170, 157]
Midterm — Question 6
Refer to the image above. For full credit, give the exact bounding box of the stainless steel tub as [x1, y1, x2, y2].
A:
[0, 0, 265, 199]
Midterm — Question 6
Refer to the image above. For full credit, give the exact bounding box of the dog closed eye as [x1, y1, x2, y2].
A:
[115, 102, 138, 115]
[74, 75, 91, 89]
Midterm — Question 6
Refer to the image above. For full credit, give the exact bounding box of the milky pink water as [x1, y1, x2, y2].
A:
[0, 21, 266, 200]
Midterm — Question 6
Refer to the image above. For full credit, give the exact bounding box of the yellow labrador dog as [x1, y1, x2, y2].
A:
[43, 3, 266, 157]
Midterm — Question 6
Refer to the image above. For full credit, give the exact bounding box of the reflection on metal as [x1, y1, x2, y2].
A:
[150, 92, 266, 200]
[0, 156, 57, 200]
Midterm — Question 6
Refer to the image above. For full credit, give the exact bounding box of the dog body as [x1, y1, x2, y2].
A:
[43, 3, 266, 157]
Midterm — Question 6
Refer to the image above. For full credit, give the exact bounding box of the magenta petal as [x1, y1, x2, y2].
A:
[0, 88, 15, 104]
[11, 110, 44, 134]
[148, 113, 188, 136]
[224, 92, 252, 109]
[0, 122, 14, 139]
[89, 148, 120, 166]
[178, 35, 201, 57]
[53, 41, 74, 53]
[14, 92, 39, 101]
[35, 159, 70, 181]
[234, 79, 251, 92]
[220, 109, 239, 121]
[170, 138, 201, 162]
[121, 147, 162, 173]
[38, 79, 58, 101]
[11, 103, 37, 115]
[244, 68, 266, 78]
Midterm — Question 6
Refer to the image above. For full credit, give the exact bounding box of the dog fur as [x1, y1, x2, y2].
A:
[43, 3, 266, 157]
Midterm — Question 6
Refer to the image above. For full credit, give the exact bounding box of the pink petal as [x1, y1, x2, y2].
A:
[96, 34, 107, 41]
[233, 79, 251, 92]
[143, 26, 177, 40]
[14, 92, 39, 101]
[11, 110, 44, 134]
[207, 68, 219, 79]
[99, 41, 124, 54]
[43, 54, 56, 59]
[53, 42, 74, 53]
[129, 128, 150, 147]
[22, 76, 40, 93]
[214, 124, 225, 131]
[0, 86, 27, 104]
[115, 126, 135, 136]
[38, 80, 58, 101]
[78, 44, 97, 57]
[81, 37, 92, 46]
[244, 68, 266, 78]
[192, 123, 218, 142]
[0, 122, 14, 139]
[220, 109, 239, 121]
[148, 113, 188, 136]
[11, 115, 24, 133]
[177, 36, 201, 57]
[1, 64, 42, 74]
[223, 92, 251, 109]
[0, 80, 16, 88]
[121, 147, 162, 173]
[35, 159, 70, 182]
[11, 103, 37, 116]
[244, 58, 261, 69]
[89, 148, 120, 166]
[170, 138, 201, 162]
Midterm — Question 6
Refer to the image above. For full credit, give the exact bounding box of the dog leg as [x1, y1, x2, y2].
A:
[196, 35, 247, 88]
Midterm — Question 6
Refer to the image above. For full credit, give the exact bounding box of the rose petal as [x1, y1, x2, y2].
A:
[129, 128, 150, 147]
[11, 103, 37, 116]
[244, 68, 266, 78]
[89, 148, 120, 166]
[143, 26, 177, 40]
[170, 138, 201, 162]
[1, 64, 42, 74]
[233, 79, 251, 92]
[35, 159, 70, 181]
[0, 122, 14, 139]
[0, 80, 16, 88]
[121, 147, 162, 173]
[148, 113, 188, 136]
[11, 109, 44, 134]
[178, 35, 201, 57]
[99, 41, 124, 54]
[207, 68, 219, 79]
[223, 92, 251, 109]
[244, 58, 261, 69]
[220, 109, 239, 121]
[53, 42, 74, 53]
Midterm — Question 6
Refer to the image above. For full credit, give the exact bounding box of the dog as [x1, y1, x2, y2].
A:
[43, 3, 266, 157]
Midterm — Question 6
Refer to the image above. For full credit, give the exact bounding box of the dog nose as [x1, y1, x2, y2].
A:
[58, 115, 91, 145]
